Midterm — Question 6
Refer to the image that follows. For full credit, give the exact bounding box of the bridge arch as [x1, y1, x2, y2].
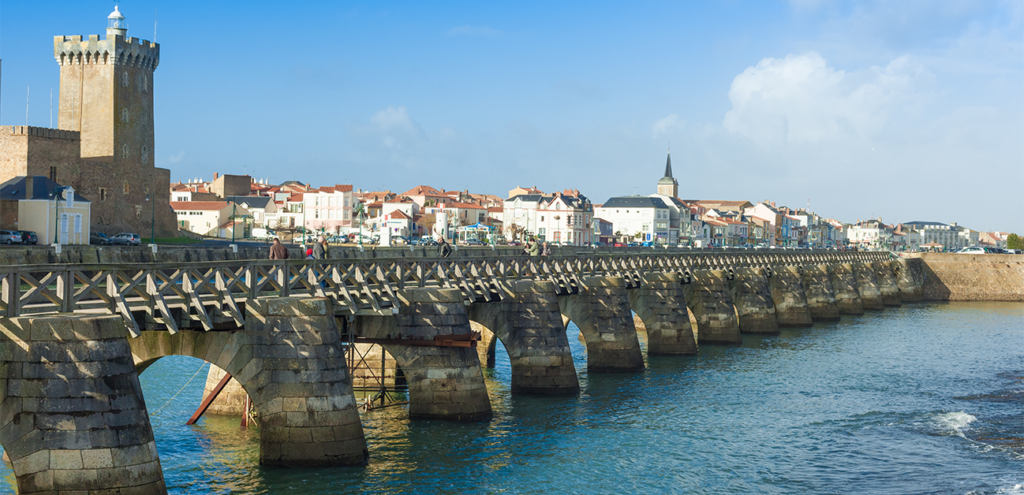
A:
[557, 275, 645, 373]
[626, 272, 698, 355]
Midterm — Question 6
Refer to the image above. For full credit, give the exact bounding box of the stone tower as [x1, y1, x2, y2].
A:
[657, 151, 678, 197]
[49, 6, 175, 235]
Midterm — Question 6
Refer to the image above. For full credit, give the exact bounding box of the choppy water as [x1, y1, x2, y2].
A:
[1, 302, 1021, 494]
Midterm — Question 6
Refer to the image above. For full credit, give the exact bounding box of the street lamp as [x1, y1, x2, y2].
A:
[231, 202, 237, 244]
[53, 187, 61, 245]
[145, 194, 155, 244]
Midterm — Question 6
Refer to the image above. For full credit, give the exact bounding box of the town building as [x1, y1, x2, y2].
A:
[304, 184, 356, 235]
[171, 201, 250, 238]
[0, 7, 176, 236]
[0, 176, 91, 244]
[224, 196, 278, 229]
[594, 196, 671, 243]
[535, 190, 593, 245]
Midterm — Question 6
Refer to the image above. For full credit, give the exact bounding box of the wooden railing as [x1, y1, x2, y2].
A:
[0, 251, 889, 335]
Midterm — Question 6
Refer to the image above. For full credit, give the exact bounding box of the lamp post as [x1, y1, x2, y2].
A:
[53, 187, 61, 245]
[145, 194, 155, 244]
[231, 202, 237, 244]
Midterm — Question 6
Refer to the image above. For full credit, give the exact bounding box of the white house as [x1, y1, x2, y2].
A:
[594, 196, 672, 243]
[171, 201, 250, 238]
[536, 191, 593, 245]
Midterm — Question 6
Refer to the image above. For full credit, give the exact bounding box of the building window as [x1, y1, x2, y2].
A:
[99, 188, 107, 201]
[142, 146, 149, 164]
[143, 75, 148, 93]
[122, 108, 129, 123]
[122, 72, 129, 87]
[122, 144, 129, 158]
[123, 180, 130, 195]
[49, 166, 57, 181]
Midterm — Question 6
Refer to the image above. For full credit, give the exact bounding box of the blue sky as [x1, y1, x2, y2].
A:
[2, 1, 1021, 231]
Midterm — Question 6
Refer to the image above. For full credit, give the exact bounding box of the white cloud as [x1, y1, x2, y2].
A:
[368, 106, 426, 148]
[168, 151, 185, 163]
[652, 114, 684, 137]
[723, 52, 925, 145]
[447, 25, 502, 37]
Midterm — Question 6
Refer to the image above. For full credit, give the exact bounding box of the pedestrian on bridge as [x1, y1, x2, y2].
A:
[313, 236, 328, 259]
[438, 237, 453, 258]
[541, 241, 551, 256]
[527, 239, 540, 257]
[270, 238, 289, 260]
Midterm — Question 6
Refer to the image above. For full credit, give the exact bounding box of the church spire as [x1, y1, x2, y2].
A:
[664, 151, 673, 179]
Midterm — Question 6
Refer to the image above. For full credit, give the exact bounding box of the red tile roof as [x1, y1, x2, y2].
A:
[401, 185, 443, 196]
[387, 209, 411, 220]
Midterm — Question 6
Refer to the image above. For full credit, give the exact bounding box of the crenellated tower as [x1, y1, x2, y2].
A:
[54, 5, 159, 165]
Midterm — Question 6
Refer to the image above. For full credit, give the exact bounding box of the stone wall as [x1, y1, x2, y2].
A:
[684, 270, 741, 345]
[558, 276, 646, 371]
[911, 253, 1024, 301]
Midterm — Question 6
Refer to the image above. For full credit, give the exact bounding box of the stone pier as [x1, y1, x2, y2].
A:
[684, 270, 742, 345]
[853, 262, 885, 310]
[829, 263, 864, 315]
[728, 267, 779, 334]
[874, 261, 902, 307]
[1, 315, 166, 494]
[201, 366, 247, 416]
[801, 264, 841, 321]
[558, 276, 646, 372]
[468, 281, 580, 395]
[768, 266, 813, 327]
[357, 289, 492, 420]
[132, 297, 369, 467]
[895, 258, 925, 302]
[628, 272, 699, 355]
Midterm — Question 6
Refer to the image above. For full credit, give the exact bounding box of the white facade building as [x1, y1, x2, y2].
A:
[594, 196, 672, 243]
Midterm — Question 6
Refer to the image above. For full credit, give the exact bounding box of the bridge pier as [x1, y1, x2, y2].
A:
[684, 270, 742, 345]
[728, 267, 779, 334]
[357, 288, 492, 420]
[0, 315, 166, 494]
[829, 263, 865, 315]
[132, 297, 369, 468]
[874, 261, 902, 307]
[558, 276, 645, 372]
[768, 266, 813, 327]
[853, 262, 885, 310]
[468, 281, 580, 395]
[801, 264, 841, 321]
[628, 273, 699, 355]
[895, 258, 925, 302]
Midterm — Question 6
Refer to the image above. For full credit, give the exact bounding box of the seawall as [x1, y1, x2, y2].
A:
[909, 254, 1024, 302]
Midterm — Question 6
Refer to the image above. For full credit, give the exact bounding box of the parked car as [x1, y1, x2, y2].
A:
[464, 239, 486, 246]
[90, 232, 111, 245]
[110, 233, 142, 246]
[957, 246, 985, 254]
[0, 230, 21, 245]
[18, 231, 38, 245]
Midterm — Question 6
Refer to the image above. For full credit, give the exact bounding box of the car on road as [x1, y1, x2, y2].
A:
[90, 232, 111, 245]
[18, 231, 38, 244]
[110, 233, 142, 246]
[0, 230, 22, 245]
[957, 246, 985, 254]
[464, 239, 486, 246]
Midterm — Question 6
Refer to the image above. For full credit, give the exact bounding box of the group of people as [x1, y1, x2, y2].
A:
[268, 236, 330, 260]
[523, 238, 550, 257]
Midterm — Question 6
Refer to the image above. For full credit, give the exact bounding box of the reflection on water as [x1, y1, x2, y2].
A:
[0, 302, 1020, 494]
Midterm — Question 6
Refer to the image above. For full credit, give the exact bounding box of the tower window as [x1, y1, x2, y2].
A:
[123, 180, 130, 195]
[123, 144, 129, 158]
[122, 72, 129, 87]
[142, 146, 149, 164]
[99, 188, 107, 201]
[49, 166, 57, 181]
[122, 108, 129, 123]
[142, 75, 149, 93]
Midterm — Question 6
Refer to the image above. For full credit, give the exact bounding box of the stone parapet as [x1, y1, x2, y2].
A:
[852, 262, 885, 310]
[873, 261, 902, 307]
[768, 266, 813, 327]
[828, 263, 864, 315]
[728, 267, 779, 334]
[469, 280, 580, 394]
[558, 276, 646, 371]
[909, 253, 1024, 302]
[628, 272, 699, 354]
[684, 270, 742, 345]
[0, 315, 166, 494]
[801, 264, 840, 321]
[358, 288, 493, 420]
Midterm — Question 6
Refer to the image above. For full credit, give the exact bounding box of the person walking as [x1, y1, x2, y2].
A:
[313, 235, 327, 259]
[541, 241, 551, 257]
[438, 237, 453, 258]
[269, 237, 289, 259]
[527, 238, 540, 257]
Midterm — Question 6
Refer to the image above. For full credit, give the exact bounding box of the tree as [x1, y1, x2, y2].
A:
[507, 222, 528, 241]
[418, 214, 437, 234]
[1008, 233, 1024, 250]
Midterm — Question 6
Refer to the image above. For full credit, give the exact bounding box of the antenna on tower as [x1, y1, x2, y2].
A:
[154, 8, 158, 42]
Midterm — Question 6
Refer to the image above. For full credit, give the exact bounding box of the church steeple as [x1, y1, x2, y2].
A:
[657, 149, 679, 198]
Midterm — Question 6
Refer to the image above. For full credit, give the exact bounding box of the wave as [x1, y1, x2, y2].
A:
[932, 411, 977, 437]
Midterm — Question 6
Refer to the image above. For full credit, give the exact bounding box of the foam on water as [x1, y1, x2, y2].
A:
[933, 411, 978, 437]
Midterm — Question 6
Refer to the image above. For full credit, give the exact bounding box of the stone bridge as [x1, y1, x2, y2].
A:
[0, 248, 928, 493]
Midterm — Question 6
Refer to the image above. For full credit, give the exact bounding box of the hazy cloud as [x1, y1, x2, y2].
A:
[368, 106, 427, 148]
[652, 114, 684, 137]
[168, 151, 185, 163]
[723, 52, 925, 145]
[447, 25, 502, 37]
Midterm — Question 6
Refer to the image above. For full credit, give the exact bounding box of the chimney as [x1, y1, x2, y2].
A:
[214, 173, 219, 180]
[25, 176, 34, 198]
[771, 201, 776, 207]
